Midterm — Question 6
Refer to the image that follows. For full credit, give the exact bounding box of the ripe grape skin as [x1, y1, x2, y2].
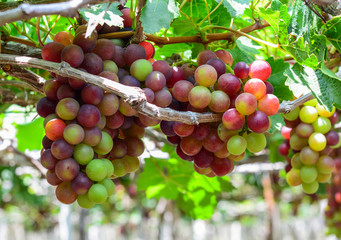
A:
[51, 138, 74, 160]
[177, 144, 195, 161]
[55, 181, 78, 204]
[42, 42, 65, 63]
[41, 149, 58, 170]
[109, 139, 128, 159]
[215, 49, 233, 66]
[289, 133, 308, 151]
[45, 119, 66, 141]
[81, 84, 104, 105]
[77, 104, 101, 128]
[211, 157, 234, 176]
[249, 60, 271, 81]
[217, 73, 241, 96]
[92, 39, 115, 60]
[234, 62, 249, 80]
[125, 137, 145, 157]
[98, 93, 119, 116]
[44, 79, 62, 101]
[208, 90, 230, 113]
[98, 71, 119, 82]
[222, 108, 245, 131]
[235, 93, 257, 115]
[286, 168, 302, 186]
[247, 111, 270, 133]
[138, 114, 161, 127]
[316, 155, 335, 174]
[244, 78, 266, 100]
[153, 89, 172, 107]
[300, 146, 319, 165]
[36, 97, 57, 118]
[265, 81, 274, 94]
[152, 60, 172, 80]
[57, 84, 76, 100]
[82, 127, 102, 146]
[63, 123, 85, 145]
[71, 172, 93, 195]
[42, 135, 53, 149]
[202, 129, 225, 152]
[194, 64, 218, 87]
[73, 31, 97, 53]
[145, 71, 166, 92]
[206, 58, 226, 77]
[180, 136, 203, 156]
[192, 123, 210, 140]
[173, 122, 195, 137]
[112, 46, 126, 68]
[326, 130, 340, 146]
[124, 44, 147, 66]
[296, 123, 314, 138]
[197, 50, 217, 66]
[61, 44, 84, 67]
[121, 8, 133, 27]
[194, 148, 214, 168]
[46, 170, 63, 186]
[167, 67, 184, 88]
[172, 80, 194, 102]
[188, 86, 212, 109]
[79, 53, 104, 75]
[257, 94, 279, 116]
[120, 75, 141, 87]
[55, 158, 80, 181]
[217, 123, 238, 142]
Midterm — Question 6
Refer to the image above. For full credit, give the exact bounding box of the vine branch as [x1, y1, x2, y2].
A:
[0, 54, 316, 124]
[0, 0, 115, 26]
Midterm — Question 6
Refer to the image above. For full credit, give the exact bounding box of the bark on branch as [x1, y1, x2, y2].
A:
[0, 0, 115, 26]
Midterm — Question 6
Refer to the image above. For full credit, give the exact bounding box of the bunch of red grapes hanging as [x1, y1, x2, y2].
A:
[36, 6, 280, 208]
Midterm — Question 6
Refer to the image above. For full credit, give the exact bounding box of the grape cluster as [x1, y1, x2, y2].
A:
[280, 99, 340, 194]
[37, 20, 153, 207]
[325, 149, 341, 238]
[160, 51, 279, 177]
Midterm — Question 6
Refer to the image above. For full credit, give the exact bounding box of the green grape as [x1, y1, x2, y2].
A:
[283, 107, 300, 121]
[86, 159, 107, 181]
[303, 98, 317, 107]
[300, 165, 318, 183]
[88, 184, 108, 204]
[299, 106, 318, 123]
[302, 181, 319, 194]
[308, 132, 327, 151]
[227, 135, 247, 155]
[99, 178, 115, 196]
[291, 153, 303, 169]
[77, 194, 95, 209]
[316, 155, 335, 174]
[112, 159, 126, 177]
[317, 172, 331, 183]
[286, 168, 302, 186]
[312, 116, 331, 134]
[93, 131, 113, 155]
[101, 159, 114, 178]
[245, 132, 266, 153]
[73, 143, 94, 165]
[300, 146, 319, 165]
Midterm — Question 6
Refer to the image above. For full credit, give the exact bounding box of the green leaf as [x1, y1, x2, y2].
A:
[141, 0, 179, 34]
[14, 117, 44, 152]
[266, 57, 293, 101]
[322, 16, 341, 52]
[236, 36, 261, 55]
[217, 0, 251, 17]
[268, 114, 285, 134]
[154, 43, 192, 59]
[171, 18, 196, 36]
[229, 44, 255, 66]
[285, 63, 341, 111]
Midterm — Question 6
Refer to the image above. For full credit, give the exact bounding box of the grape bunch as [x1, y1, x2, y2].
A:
[37, 23, 154, 208]
[325, 149, 341, 238]
[161, 50, 280, 177]
[280, 99, 340, 194]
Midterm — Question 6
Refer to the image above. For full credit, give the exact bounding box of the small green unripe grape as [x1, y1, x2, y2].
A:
[86, 159, 107, 182]
[130, 59, 153, 81]
[302, 181, 319, 194]
[308, 132, 327, 151]
[299, 106, 318, 123]
[227, 135, 247, 155]
[77, 194, 95, 209]
[103, 60, 118, 73]
[101, 158, 114, 178]
[245, 132, 266, 153]
[93, 131, 113, 155]
[283, 107, 300, 121]
[99, 178, 115, 196]
[88, 184, 108, 204]
[312, 116, 331, 134]
[112, 159, 126, 177]
[286, 168, 302, 186]
[300, 165, 318, 183]
[291, 153, 303, 169]
[303, 98, 317, 107]
[73, 143, 94, 165]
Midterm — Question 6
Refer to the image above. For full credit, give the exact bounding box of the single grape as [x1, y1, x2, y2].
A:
[227, 135, 247, 155]
[299, 106, 318, 123]
[249, 60, 271, 81]
[86, 159, 107, 182]
[88, 184, 108, 204]
[56, 181, 78, 204]
[245, 132, 267, 153]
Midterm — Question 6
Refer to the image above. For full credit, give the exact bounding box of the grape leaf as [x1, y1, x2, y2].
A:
[229, 44, 255, 66]
[322, 16, 341, 53]
[266, 57, 293, 101]
[14, 117, 44, 152]
[268, 114, 285, 134]
[141, 0, 179, 34]
[217, 0, 251, 17]
[285, 63, 341, 111]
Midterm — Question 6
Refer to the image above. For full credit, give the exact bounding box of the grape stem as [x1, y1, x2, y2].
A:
[0, 54, 317, 124]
